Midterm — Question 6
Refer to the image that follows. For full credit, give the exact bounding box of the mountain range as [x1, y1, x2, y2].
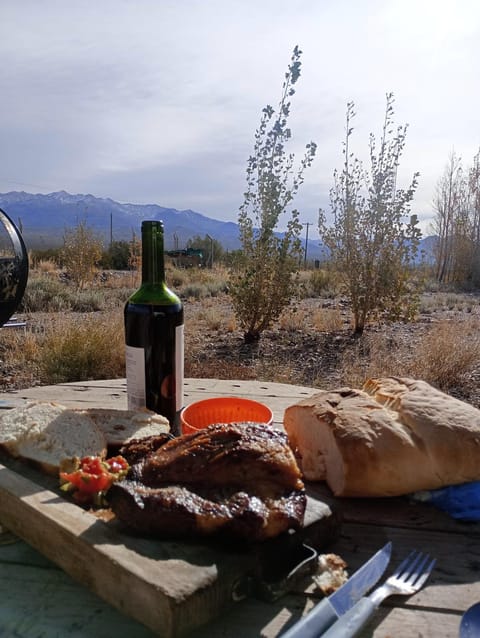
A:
[0, 190, 330, 258]
[0, 190, 435, 262]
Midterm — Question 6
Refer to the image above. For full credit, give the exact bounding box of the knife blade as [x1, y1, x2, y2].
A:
[280, 541, 392, 638]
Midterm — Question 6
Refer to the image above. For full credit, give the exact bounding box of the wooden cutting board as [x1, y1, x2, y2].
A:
[0, 455, 341, 638]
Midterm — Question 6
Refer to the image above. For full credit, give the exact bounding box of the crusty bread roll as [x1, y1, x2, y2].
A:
[83, 408, 170, 448]
[284, 377, 480, 497]
[0, 401, 107, 475]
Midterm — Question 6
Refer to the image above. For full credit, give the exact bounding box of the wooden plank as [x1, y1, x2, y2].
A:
[0, 530, 468, 638]
[0, 561, 155, 637]
[0, 379, 317, 423]
[190, 519, 477, 638]
[1, 380, 128, 409]
[307, 482, 480, 535]
[0, 459, 340, 638]
[188, 595, 464, 638]
[365, 607, 463, 638]
[184, 379, 318, 400]
[327, 522, 480, 612]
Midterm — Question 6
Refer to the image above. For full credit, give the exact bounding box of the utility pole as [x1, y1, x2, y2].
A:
[304, 222, 310, 268]
[206, 234, 214, 268]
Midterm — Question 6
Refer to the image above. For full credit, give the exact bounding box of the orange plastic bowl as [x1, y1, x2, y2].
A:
[180, 397, 273, 435]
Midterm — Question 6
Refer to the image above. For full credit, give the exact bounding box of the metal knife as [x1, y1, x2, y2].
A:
[280, 541, 392, 638]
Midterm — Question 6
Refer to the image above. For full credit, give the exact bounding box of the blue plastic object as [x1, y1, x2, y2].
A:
[413, 482, 480, 521]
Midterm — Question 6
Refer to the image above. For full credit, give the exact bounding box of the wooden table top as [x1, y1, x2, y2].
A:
[0, 378, 479, 638]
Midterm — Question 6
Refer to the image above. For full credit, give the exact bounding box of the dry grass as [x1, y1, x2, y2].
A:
[339, 316, 480, 394]
[37, 311, 126, 383]
[35, 258, 58, 275]
[0, 310, 125, 386]
[2, 264, 480, 407]
[0, 328, 42, 388]
[408, 318, 480, 389]
[311, 307, 345, 332]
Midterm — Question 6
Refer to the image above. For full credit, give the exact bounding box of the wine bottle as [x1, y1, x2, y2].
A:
[124, 220, 184, 434]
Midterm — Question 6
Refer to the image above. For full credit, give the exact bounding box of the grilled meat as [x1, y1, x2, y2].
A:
[120, 433, 173, 465]
[108, 422, 306, 542]
[141, 422, 304, 494]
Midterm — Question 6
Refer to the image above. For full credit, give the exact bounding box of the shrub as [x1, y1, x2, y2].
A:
[305, 269, 339, 297]
[100, 240, 130, 270]
[60, 220, 103, 289]
[167, 267, 190, 289]
[22, 276, 73, 312]
[35, 259, 58, 275]
[182, 280, 228, 300]
[22, 276, 114, 313]
[182, 283, 209, 300]
[38, 312, 125, 384]
[70, 290, 105, 312]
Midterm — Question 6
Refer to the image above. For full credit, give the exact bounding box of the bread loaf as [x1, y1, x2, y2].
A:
[0, 401, 107, 475]
[284, 377, 480, 497]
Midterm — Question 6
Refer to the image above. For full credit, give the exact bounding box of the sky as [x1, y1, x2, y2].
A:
[1, 0, 480, 237]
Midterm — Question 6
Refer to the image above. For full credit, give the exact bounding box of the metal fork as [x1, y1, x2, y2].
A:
[320, 550, 436, 638]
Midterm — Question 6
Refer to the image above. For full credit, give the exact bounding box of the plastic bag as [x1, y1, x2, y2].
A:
[412, 482, 480, 521]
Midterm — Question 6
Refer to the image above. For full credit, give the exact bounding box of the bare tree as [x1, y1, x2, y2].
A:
[468, 149, 480, 284]
[431, 152, 467, 283]
[432, 149, 480, 286]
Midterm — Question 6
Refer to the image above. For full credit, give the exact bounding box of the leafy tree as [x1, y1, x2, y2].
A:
[186, 234, 224, 268]
[60, 220, 103, 289]
[101, 240, 131, 270]
[318, 93, 421, 334]
[222, 249, 243, 268]
[229, 46, 317, 343]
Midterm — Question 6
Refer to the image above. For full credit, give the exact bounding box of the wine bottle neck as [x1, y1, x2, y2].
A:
[142, 221, 165, 285]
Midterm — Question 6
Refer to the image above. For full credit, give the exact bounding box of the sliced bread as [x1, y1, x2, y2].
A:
[82, 408, 170, 448]
[0, 401, 107, 475]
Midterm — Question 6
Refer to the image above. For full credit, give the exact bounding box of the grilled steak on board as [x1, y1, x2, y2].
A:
[108, 422, 306, 542]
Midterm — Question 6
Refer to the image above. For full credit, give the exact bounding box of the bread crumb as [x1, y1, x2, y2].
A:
[313, 553, 349, 595]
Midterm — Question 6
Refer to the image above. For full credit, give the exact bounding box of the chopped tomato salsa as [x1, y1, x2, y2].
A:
[59, 455, 129, 505]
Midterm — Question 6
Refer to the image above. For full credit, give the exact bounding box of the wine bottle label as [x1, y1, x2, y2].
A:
[125, 344, 146, 410]
[175, 323, 184, 412]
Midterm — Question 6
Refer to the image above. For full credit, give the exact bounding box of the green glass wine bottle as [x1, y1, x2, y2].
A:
[124, 220, 184, 434]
